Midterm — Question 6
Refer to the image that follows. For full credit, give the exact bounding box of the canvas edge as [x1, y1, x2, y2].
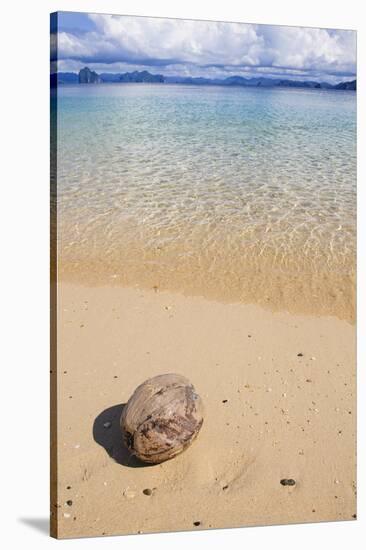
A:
[50, 10, 59, 540]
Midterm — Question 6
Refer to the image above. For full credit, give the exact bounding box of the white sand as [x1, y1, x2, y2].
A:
[51, 283, 356, 538]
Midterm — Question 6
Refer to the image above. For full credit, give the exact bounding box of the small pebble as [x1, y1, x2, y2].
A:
[222, 399, 228, 403]
[66, 500, 72, 506]
[297, 353, 303, 357]
[193, 521, 201, 527]
[222, 485, 229, 490]
[123, 488, 136, 499]
[280, 479, 296, 486]
[143, 488, 152, 496]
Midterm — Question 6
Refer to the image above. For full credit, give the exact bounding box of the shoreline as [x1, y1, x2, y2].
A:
[57, 266, 356, 323]
[54, 282, 356, 538]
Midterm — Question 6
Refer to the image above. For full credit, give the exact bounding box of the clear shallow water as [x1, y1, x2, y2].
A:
[55, 84, 356, 320]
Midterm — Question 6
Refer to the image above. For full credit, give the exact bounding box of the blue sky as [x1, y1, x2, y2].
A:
[51, 12, 356, 83]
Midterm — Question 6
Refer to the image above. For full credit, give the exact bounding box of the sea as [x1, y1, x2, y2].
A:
[54, 83, 356, 320]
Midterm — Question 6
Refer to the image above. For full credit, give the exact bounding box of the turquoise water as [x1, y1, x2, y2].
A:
[55, 84, 356, 318]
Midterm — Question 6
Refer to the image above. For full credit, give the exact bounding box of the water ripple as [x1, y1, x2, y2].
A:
[56, 84, 356, 320]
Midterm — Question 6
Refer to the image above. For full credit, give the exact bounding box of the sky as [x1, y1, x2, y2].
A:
[51, 12, 356, 83]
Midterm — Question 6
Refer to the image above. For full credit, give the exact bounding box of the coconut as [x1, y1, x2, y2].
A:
[121, 373, 204, 464]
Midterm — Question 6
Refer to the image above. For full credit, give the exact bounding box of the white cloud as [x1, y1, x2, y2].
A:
[55, 14, 356, 81]
[259, 26, 356, 73]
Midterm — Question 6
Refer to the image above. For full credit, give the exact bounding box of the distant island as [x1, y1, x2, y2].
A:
[78, 67, 101, 84]
[50, 67, 356, 91]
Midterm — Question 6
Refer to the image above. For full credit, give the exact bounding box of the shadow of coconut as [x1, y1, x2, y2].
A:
[92, 403, 154, 468]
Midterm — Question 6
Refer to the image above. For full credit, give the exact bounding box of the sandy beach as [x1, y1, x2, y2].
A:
[51, 282, 356, 538]
[50, 12, 357, 540]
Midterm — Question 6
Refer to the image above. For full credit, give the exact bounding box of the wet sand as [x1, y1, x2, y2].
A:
[59, 256, 355, 323]
[52, 282, 356, 538]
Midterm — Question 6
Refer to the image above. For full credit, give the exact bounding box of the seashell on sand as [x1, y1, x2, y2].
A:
[121, 373, 204, 464]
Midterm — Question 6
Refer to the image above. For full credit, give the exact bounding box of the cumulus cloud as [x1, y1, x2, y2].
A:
[259, 25, 356, 74]
[54, 13, 356, 82]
